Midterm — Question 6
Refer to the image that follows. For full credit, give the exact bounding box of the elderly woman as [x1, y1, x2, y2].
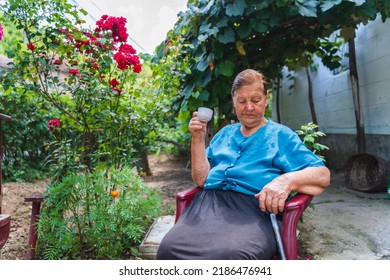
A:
[156, 69, 330, 260]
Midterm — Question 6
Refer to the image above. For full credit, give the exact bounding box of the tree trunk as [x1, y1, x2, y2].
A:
[348, 38, 366, 154]
[136, 149, 152, 176]
[306, 67, 318, 126]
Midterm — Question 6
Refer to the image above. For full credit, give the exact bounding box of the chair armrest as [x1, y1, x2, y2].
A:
[175, 187, 202, 223]
[0, 214, 11, 249]
[281, 193, 313, 260]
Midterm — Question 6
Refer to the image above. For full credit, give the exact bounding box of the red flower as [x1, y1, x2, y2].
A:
[69, 68, 79, 75]
[119, 43, 136, 54]
[113, 52, 128, 70]
[110, 78, 119, 87]
[48, 119, 61, 132]
[113, 51, 142, 72]
[53, 59, 62, 65]
[27, 43, 35, 51]
[133, 63, 142, 73]
[95, 15, 128, 43]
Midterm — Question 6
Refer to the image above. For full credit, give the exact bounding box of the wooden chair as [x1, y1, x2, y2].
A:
[175, 187, 313, 260]
[0, 113, 12, 251]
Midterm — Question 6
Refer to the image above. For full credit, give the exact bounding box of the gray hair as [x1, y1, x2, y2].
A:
[231, 69, 268, 98]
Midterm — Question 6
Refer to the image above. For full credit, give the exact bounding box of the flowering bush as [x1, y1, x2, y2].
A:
[0, 1, 151, 175]
[0, 0, 164, 259]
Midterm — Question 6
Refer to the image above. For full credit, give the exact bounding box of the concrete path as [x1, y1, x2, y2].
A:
[298, 171, 390, 260]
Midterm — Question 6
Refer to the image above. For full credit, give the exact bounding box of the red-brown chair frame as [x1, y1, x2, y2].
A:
[175, 187, 313, 260]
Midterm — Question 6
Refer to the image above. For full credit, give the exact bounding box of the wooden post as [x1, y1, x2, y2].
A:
[24, 194, 45, 260]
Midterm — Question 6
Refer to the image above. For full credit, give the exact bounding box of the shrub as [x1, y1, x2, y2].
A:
[0, 88, 59, 182]
[296, 122, 329, 161]
[37, 167, 162, 259]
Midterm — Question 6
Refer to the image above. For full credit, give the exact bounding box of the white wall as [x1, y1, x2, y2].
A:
[274, 16, 390, 136]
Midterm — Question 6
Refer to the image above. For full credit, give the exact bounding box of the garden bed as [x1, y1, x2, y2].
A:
[0, 154, 193, 260]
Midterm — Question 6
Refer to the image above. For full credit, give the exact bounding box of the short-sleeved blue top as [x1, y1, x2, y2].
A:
[204, 119, 324, 196]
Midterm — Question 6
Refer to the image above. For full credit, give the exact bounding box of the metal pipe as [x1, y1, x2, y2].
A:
[270, 213, 286, 260]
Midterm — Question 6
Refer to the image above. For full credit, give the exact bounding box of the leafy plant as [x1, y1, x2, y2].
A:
[0, 88, 59, 181]
[0, 0, 145, 176]
[37, 167, 162, 259]
[155, 0, 390, 128]
[296, 122, 329, 161]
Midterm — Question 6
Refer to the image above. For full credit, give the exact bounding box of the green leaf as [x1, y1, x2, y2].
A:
[196, 53, 213, 71]
[195, 70, 213, 87]
[198, 23, 219, 42]
[360, 1, 378, 19]
[198, 90, 210, 101]
[347, 0, 365, 6]
[296, 0, 319, 17]
[216, 17, 229, 28]
[237, 21, 252, 38]
[320, 0, 342, 12]
[226, 0, 248, 17]
[217, 27, 235, 44]
[217, 60, 235, 77]
[276, 0, 291, 8]
[252, 20, 269, 33]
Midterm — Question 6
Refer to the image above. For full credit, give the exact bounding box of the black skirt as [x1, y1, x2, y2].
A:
[156, 189, 277, 260]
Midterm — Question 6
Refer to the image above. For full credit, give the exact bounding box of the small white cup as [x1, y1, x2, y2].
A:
[197, 107, 213, 122]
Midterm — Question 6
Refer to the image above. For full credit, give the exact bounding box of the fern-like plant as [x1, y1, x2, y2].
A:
[36, 167, 162, 259]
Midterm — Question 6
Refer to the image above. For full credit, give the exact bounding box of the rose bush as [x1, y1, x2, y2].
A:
[0, 0, 163, 259]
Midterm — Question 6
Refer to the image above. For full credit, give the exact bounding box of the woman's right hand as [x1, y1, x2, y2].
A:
[188, 111, 208, 140]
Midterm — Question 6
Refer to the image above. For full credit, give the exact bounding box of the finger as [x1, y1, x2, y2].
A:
[278, 199, 285, 213]
[190, 121, 206, 130]
[271, 198, 279, 214]
[257, 192, 266, 212]
[265, 193, 273, 213]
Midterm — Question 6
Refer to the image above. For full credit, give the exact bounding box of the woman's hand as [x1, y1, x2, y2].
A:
[255, 176, 291, 214]
[255, 166, 330, 214]
[188, 111, 208, 140]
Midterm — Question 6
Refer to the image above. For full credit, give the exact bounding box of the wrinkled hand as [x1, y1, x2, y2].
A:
[188, 111, 207, 140]
[254, 176, 292, 214]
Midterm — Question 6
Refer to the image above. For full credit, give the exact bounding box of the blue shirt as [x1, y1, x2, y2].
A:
[204, 119, 325, 195]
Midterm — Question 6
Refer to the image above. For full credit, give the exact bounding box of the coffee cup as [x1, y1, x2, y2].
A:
[197, 107, 213, 122]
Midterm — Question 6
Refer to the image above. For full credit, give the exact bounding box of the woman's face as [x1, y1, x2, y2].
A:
[233, 83, 268, 130]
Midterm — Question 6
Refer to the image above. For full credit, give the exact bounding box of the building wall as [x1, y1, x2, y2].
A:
[273, 16, 390, 170]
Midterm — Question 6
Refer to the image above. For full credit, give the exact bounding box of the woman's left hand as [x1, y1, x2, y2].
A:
[254, 176, 291, 214]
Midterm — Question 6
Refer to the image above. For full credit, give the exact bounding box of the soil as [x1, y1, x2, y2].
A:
[1, 154, 389, 260]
